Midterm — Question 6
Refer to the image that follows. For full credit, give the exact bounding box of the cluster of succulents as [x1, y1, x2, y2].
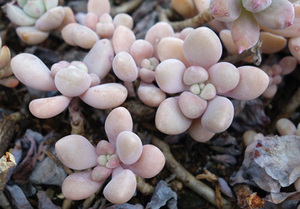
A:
[1, 0, 300, 207]
[210, 0, 296, 53]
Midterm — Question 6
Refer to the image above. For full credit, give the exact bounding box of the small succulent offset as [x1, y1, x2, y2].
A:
[61, 0, 134, 50]
[209, 0, 295, 53]
[4, 0, 75, 45]
[55, 107, 165, 204]
[261, 56, 297, 98]
[10, 53, 127, 118]
[0, 38, 19, 88]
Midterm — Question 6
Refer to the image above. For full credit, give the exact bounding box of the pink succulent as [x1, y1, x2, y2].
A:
[136, 26, 269, 143]
[61, 0, 134, 50]
[4, 0, 75, 45]
[10, 53, 128, 119]
[0, 38, 19, 88]
[262, 56, 297, 98]
[210, 0, 295, 53]
[55, 107, 165, 204]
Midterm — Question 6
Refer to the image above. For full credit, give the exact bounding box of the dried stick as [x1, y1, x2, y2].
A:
[0, 112, 22, 156]
[158, 7, 213, 31]
[222, 40, 263, 66]
[136, 175, 154, 195]
[111, 0, 142, 16]
[68, 98, 85, 135]
[151, 136, 232, 209]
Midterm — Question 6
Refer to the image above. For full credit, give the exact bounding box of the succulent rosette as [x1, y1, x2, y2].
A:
[209, 0, 295, 53]
[55, 107, 165, 204]
[4, 0, 74, 44]
[150, 26, 269, 142]
[10, 53, 128, 119]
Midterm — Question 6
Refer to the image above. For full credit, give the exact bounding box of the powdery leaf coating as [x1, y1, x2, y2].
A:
[80, 83, 127, 109]
[201, 96, 234, 133]
[260, 32, 287, 54]
[155, 59, 187, 94]
[183, 66, 208, 86]
[62, 171, 104, 200]
[183, 27, 222, 68]
[96, 140, 115, 155]
[113, 52, 138, 82]
[55, 67, 91, 97]
[139, 68, 155, 83]
[44, 0, 59, 11]
[105, 107, 133, 145]
[116, 131, 143, 165]
[88, 0, 110, 17]
[263, 84, 277, 98]
[55, 134, 98, 170]
[288, 36, 300, 62]
[279, 56, 297, 75]
[232, 9, 260, 53]
[85, 12, 98, 30]
[155, 97, 192, 135]
[157, 37, 188, 66]
[23, 0, 45, 18]
[253, 0, 294, 29]
[103, 169, 136, 204]
[210, 0, 241, 22]
[112, 26, 136, 53]
[242, 0, 272, 13]
[61, 23, 77, 46]
[145, 22, 174, 58]
[6, 3, 36, 26]
[178, 27, 194, 40]
[199, 83, 217, 100]
[72, 24, 99, 49]
[125, 145, 165, 178]
[260, 5, 300, 37]
[137, 82, 166, 107]
[189, 117, 215, 142]
[130, 40, 154, 67]
[113, 13, 133, 29]
[219, 29, 238, 54]
[16, 26, 49, 45]
[91, 165, 112, 182]
[11, 53, 56, 91]
[207, 62, 240, 94]
[276, 118, 297, 136]
[83, 39, 114, 79]
[172, 0, 198, 18]
[29, 95, 71, 119]
[178, 91, 207, 119]
[222, 66, 269, 100]
[35, 6, 65, 31]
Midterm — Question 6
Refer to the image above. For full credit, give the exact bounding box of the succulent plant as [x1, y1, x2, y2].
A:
[55, 107, 165, 204]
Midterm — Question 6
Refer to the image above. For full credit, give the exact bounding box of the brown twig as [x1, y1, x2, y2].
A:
[136, 175, 154, 195]
[110, 0, 142, 16]
[196, 170, 223, 209]
[158, 8, 213, 31]
[151, 136, 232, 209]
[68, 98, 85, 135]
[222, 40, 263, 66]
[0, 112, 22, 156]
